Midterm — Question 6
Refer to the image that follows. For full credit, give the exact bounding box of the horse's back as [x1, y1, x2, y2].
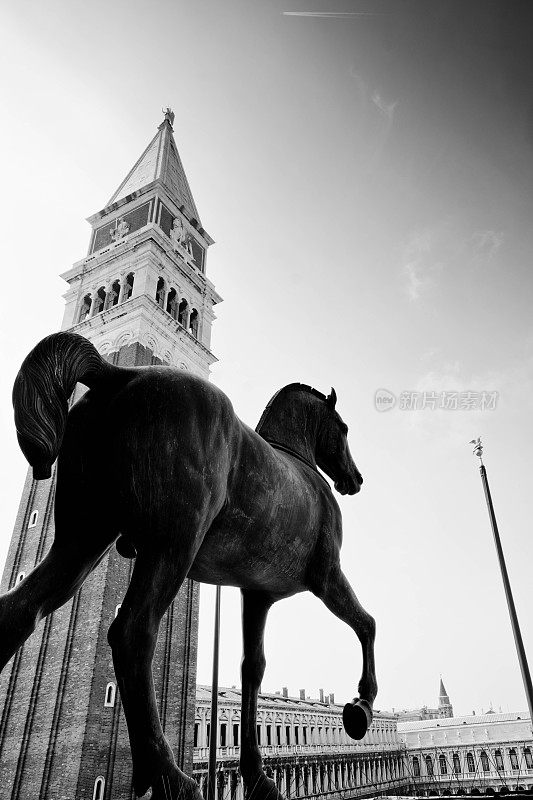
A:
[60, 366, 240, 531]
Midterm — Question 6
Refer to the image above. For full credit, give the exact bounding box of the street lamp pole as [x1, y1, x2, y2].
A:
[470, 438, 533, 723]
[207, 585, 221, 800]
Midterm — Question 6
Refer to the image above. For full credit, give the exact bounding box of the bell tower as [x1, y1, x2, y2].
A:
[438, 678, 453, 718]
[62, 108, 221, 371]
[0, 112, 221, 799]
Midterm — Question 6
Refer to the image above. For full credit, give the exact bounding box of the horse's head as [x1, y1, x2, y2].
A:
[256, 383, 363, 495]
[316, 388, 363, 496]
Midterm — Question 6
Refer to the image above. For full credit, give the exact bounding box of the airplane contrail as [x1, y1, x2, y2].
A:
[283, 11, 385, 17]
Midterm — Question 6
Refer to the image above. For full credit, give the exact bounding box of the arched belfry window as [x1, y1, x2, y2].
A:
[467, 752, 475, 772]
[104, 682, 116, 707]
[93, 287, 106, 316]
[524, 747, 533, 769]
[93, 776, 105, 800]
[105, 280, 120, 310]
[189, 308, 199, 339]
[178, 298, 188, 327]
[453, 753, 461, 774]
[124, 273, 134, 301]
[481, 750, 489, 772]
[78, 294, 92, 322]
[156, 277, 166, 307]
[425, 755, 433, 776]
[412, 757, 420, 777]
[166, 288, 178, 319]
[28, 510, 39, 528]
[439, 754, 447, 775]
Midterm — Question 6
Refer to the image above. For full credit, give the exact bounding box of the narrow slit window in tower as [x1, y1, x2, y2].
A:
[93, 777, 105, 800]
[104, 682, 116, 707]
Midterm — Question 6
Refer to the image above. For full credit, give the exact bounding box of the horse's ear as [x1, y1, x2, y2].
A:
[326, 388, 337, 409]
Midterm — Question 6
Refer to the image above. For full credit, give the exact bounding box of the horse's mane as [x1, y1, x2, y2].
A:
[255, 383, 327, 433]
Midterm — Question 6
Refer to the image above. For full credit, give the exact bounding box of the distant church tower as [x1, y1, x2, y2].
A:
[0, 111, 221, 799]
[438, 677, 453, 718]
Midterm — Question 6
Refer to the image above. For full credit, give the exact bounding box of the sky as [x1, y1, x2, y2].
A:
[1, 0, 533, 719]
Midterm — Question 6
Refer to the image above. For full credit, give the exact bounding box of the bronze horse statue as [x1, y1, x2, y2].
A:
[1, 332, 377, 800]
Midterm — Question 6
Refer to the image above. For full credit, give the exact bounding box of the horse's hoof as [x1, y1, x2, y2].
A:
[343, 698, 373, 740]
[116, 534, 137, 559]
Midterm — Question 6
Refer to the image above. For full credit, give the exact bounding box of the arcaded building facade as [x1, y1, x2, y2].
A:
[193, 686, 407, 799]
[398, 711, 533, 795]
[0, 112, 221, 800]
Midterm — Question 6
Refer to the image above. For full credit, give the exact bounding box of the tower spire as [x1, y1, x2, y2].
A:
[438, 677, 453, 718]
[106, 112, 202, 226]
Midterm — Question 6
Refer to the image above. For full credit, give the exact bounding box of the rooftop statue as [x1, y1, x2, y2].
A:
[2, 332, 377, 800]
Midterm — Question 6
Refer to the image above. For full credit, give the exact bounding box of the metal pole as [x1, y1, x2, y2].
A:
[207, 585, 221, 800]
[470, 438, 533, 724]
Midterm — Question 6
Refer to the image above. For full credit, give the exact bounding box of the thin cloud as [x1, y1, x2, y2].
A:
[401, 228, 442, 302]
[372, 91, 399, 121]
[471, 230, 504, 261]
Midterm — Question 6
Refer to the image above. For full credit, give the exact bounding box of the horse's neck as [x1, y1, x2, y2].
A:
[256, 401, 318, 466]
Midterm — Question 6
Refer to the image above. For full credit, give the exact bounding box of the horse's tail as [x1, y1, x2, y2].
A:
[13, 332, 116, 480]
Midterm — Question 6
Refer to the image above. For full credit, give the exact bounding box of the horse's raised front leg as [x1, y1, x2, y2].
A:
[107, 546, 202, 800]
[315, 565, 377, 740]
[240, 590, 281, 800]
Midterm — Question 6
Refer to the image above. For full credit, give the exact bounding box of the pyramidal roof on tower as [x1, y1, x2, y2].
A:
[439, 678, 449, 698]
[107, 109, 202, 224]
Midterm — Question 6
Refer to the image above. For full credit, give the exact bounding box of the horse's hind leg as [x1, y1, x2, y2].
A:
[240, 590, 281, 800]
[107, 544, 203, 800]
[315, 565, 377, 740]
[0, 533, 112, 672]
